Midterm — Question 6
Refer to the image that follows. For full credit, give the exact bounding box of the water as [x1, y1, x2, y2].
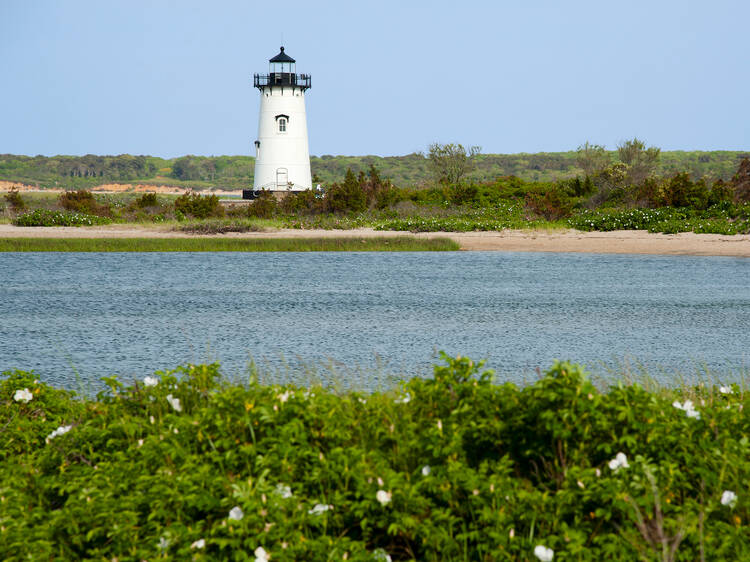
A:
[1, 251, 748, 390]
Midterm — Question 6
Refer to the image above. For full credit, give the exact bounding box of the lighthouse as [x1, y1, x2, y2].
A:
[248, 46, 312, 197]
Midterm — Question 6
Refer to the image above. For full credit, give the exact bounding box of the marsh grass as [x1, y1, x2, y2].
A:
[0, 236, 460, 252]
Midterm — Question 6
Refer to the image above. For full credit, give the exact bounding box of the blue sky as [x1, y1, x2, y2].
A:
[1, 0, 748, 157]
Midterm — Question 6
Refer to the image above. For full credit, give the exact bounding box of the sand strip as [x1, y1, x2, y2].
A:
[0, 225, 748, 257]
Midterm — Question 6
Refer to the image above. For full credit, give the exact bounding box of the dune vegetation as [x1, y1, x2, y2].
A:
[1, 355, 747, 560]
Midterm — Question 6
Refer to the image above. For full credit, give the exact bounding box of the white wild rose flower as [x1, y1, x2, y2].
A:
[275, 484, 293, 498]
[228, 506, 244, 520]
[534, 544, 554, 561]
[721, 490, 738, 508]
[421, 465, 431, 476]
[254, 546, 269, 562]
[190, 538, 205, 549]
[308, 503, 332, 515]
[166, 394, 182, 412]
[46, 425, 72, 443]
[13, 388, 33, 403]
[608, 452, 629, 472]
[372, 548, 392, 562]
[394, 392, 411, 404]
[672, 400, 700, 419]
[143, 376, 158, 387]
[376, 490, 392, 505]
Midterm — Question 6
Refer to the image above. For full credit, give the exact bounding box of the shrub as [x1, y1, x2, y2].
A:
[525, 188, 575, 220]
[247, 190, 278, 218]
[132, 192, 159, 208]
[174, 190, 223, 219]
[0, 356, 747, 560]
[13, 209, 112, 226]
[59, 190, 109, 216]
[325, 169, 367, 213]
[3, 187, 26, 211]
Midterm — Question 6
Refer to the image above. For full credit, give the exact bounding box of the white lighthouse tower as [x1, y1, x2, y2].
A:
[248, 46, 312, 197]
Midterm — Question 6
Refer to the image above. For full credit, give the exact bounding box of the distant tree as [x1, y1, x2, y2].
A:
[427, 143, 481, 185]
[730, 157, 750, 203]
[617, 138, 661, 184]
[575, 142, 610, 176]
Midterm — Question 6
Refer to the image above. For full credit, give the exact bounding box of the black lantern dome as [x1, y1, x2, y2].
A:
[254, 46, 311, 91]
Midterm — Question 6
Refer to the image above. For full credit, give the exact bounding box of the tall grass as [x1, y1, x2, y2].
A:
[0, 236, 460, 252]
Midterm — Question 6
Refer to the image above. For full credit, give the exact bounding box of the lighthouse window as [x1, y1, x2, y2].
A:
[278, 118, 287, 132]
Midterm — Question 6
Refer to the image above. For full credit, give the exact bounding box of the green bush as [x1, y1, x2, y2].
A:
[13, 209, 112, 226]
[1, 356, 748, 560]
[174, 190, 224, 219]
[247, 190, 278, 218]
[131, 192, 159, 208]
[3, 187, 25, 211]
[59, 190, 110, 216]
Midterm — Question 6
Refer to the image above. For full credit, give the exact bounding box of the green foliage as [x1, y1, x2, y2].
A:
[174, 190, 224, 219]
[427, 143, 481, 185]
[568, 207, 750, 235]
[1, 357, 748, 560]
[3, 187, 25, 211]
[326, 169, 368, 213]
[576, 142, 610, 177]
[0, 237, 459, 252]
[617, 138, 661, 184]
[131, 192, 159, 208]
[12, 209, 112, 227]
[59, 189, 110, 216]
[246, 190, 278, 219]
[525, 188, 575, 221]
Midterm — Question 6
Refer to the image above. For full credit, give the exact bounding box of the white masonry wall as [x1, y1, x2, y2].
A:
[253, 87, 312, 191]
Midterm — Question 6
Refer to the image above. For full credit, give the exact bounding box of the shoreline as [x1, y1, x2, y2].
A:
[0, 224, 749, 256]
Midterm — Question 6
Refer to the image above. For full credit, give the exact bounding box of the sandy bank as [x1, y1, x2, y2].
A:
[1, 224, 749, 257]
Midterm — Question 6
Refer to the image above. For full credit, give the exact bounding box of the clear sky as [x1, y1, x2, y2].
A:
[1, 0, 748, 158]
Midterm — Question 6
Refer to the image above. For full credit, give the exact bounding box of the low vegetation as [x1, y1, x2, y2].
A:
[3, 144, 750, 236]
[0, 237, 459, 252]
[1, 355, 747, 560]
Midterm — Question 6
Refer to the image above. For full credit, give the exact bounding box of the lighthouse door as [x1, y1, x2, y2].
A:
[276, 168, 289, 188]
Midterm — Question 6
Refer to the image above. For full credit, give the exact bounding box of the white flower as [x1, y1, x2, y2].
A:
[143, 376, 158, 387]
[421, 465, 431, 476]
[719, 386, 732, 394]
[372, 548, 392, 562]
[394, 392, 411, 404]
[277, 390, 291, 403]
[166, 394, 182, 412]
[308, 503, 332, 515]
[13, 388, 33, 403]
[376, 490, 392, 505]
[254, 546, 269, 562]
[721, 490, 737, 508]
[275, 484, 293, 498]
[190, 538, 205, 549]
[673, 400, 700, 419]
[45, 425, 72, 443]
[608, 452, 629, 472]
[158, 537, 169, 550]
[228, 506, 244, 520]
[534, 544, 554, 561]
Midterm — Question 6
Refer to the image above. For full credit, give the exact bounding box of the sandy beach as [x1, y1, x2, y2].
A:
[1, 224, 749, 256]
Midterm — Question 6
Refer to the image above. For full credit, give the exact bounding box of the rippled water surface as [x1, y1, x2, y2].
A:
[1, 252, 748, 389]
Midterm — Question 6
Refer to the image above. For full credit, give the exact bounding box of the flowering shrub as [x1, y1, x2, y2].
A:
[13, 209, 112, 227]
[568, 207, 750, 234]
[1, 358, 747, 559]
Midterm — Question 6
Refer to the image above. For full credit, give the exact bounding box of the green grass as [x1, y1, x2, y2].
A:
[0, 236, 460, 252]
